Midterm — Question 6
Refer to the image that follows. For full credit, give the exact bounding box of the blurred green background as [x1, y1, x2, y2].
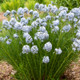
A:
[0, 0, 80, 12]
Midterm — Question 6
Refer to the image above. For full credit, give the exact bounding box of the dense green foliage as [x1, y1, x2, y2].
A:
[1, 0, 80, 12]
[55, 0, 80, 10]
[0, 3, 79, 79]
[1, 0, 24, 12]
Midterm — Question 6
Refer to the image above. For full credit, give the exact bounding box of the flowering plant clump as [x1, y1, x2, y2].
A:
[0, 2, 80, 80]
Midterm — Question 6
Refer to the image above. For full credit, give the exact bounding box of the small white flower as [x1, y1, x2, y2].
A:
[35, 3, 39, 9]
[4, 10, 10, 17]
[17, 7, 24, 15]
[0, 37, 4, 42]
[10, 18, 17, 26]
[51, 26, 59, 33]
[38, 26, 46, 32]
[73, 18, 78, 23]
[24, 7, 28, 13]
[76, 31, 80, 38]
[2, 20, 9, 26]
[6, 39, 12, 44]
[23, 33, 33, 43]
[43, 42, 52, 52]
[59, 6, 68, 11]
[62, 24, 71, 32]
[59, 10, 67, 17]
[31, 21, 38, 28]
[31, 45, 38, 54]
[13, 33, 18, 38]
[77, 20, 80, 26]
[53, 20, 59, 26]
[46, 15, 51, 20]
[67, 12, 74, 21]
[41, 22, 47, 27]
[35, 32, 49, 42]
[11, 10, 16, 14]
[14, 22, 22, 30]
[22, 45, 30, 54]
[29, 10, 33, 14]
[51, 6, 58, 14]
[33, 11, 39, 18]
[22, 26, 32, 32]
[42, 56, 50, 63]
[20, 18, 27, 25]
[55, 48, 62, 54]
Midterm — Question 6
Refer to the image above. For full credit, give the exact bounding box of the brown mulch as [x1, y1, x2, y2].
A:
[0, 13, 7, 21]
[64, 59, 80, 80]
[0, 61, 16, 80]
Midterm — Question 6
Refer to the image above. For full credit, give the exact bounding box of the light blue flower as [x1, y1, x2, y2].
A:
[59, 6, 68, 12]
[25, 33, 33, 43]
[46, 15, 51, 20]
[62, 24, 71, 32]
[53, 20, 59, 26]
[22, 45, 30, 54]
[72, 39, 80, 51]
[17, 7, 24, 15]
[51, 26, 59, 33]
[41, 22, 47, 27]
[59, 10, 67, 17]
[11, 10, 16, 14]
[51, 5, 58, 14]
[22, 26, 32, 32]
[4, 10, 10, 17]
[35, 3, 39, 9]
[33, 11, 39, 18]
[68, 12, 74, 21]
[24, 7, 28, 13]
[0, 37, 4, 42]
[31, 45, 38, 54]
[10, 18, 17, 26]
[42, 56, 49, 63]
[76, 31, 80, 38]
[38, 26, 46, 32]
[29, 10, 33, 14]
[43, 42, 52, 52]
[14, 22, 22, 30]
[31, 21, 38, 28]
[73, 18, 78, 23]
[20, 18, 27, 25]
[35, 32, 49, 42]
[6, 39, 12, 44]
[55, 48, 62, 54]
[13, 33, 18, 38]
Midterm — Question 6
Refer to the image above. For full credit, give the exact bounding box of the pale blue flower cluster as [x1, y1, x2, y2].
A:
[22, 45, 38, 54]
[1, 2, 80, 64]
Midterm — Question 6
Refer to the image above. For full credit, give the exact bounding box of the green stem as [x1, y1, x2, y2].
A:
[53, 51, 73, 77]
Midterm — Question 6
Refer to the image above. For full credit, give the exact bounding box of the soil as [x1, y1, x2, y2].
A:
[0, 61, 16, 80]
[0, 13, 7, 21]
[64, 59, 80, 80]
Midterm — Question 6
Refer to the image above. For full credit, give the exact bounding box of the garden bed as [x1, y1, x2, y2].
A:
[0, 13, 6, 21]
[0, 61, 16, 80]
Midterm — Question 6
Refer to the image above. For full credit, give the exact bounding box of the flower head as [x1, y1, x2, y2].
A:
[42, 56, 50, 63]
[55, 48, 62, 54]
[22, 45, 30, 54]
[31, 45, 38, 54]
[6, 39, 12, 44]
[43, 42, 52, 52]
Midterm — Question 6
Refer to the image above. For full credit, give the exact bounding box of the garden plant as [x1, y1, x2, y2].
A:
[0, 2, 80, 80]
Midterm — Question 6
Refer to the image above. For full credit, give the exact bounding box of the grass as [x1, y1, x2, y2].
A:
[0, 3, 2, 12]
